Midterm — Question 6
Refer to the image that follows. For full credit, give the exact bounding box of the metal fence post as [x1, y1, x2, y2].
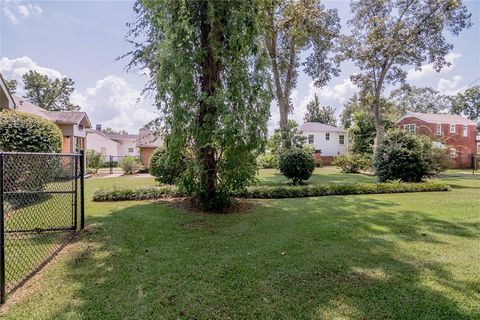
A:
[0, 154, 5, 304]
[80, 150, 85, 230]
[109, 155, 113, 174]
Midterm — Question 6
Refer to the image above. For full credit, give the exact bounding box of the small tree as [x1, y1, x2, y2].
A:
[304, 93, 337, 126]
[120, 156, 142, 175]
[279, 148, 315, 185]
[86, 149, 103, 174]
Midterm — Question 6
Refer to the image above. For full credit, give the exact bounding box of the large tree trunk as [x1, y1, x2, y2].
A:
[373, 67, 388, 154]
[197, 1, 222, 207]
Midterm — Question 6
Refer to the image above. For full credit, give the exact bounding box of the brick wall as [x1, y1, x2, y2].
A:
[397, 117, 477, 168]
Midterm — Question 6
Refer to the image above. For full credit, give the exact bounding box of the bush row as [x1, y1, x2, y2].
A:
[93, 185, 184, 202]
[93, 182, 449, 202]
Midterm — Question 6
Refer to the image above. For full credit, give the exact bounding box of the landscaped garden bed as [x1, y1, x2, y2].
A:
[92, 181, 450, 202]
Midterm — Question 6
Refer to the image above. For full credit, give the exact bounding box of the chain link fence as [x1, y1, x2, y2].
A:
[0, 152, 85, 303]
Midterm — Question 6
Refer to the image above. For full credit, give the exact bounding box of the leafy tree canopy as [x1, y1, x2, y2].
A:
[451, 85, 480, 130]
[389, 85, 452, 114]
[260, 0, 340, 148]
[22, 70, 80, 111]
[303, 93, 337, 126]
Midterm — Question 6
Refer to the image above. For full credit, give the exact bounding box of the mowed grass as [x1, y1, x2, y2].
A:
[1, 168, 479, 319]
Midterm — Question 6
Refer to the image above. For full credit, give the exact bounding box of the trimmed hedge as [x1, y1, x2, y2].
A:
[93, 182, 449, 202]
[235, 182, 449, 199]
[0, 110, 63, 152]
[93, 185, 184, 202]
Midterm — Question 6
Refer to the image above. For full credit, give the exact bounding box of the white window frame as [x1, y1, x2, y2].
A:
[308, 135, 314, 144]
[450, 124, 456, 133]
[436, 124, 442, 136]
[339, 134, 345, 145]
[325, 133, 330, 141]
[463, 125, 468, 137]
[404, 124, 416, 134]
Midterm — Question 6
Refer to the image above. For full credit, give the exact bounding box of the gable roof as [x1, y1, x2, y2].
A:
[0, 73, 16, 110]
[86, 129, 120, 144]
[13, 96, 91, 128]
[398, 111, 476, 126]
[297, 122, 346, 133]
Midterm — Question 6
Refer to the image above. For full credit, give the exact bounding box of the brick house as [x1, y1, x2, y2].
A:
[397, 112, 478, 168]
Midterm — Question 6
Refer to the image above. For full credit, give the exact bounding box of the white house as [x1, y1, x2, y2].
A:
[86, 125, 139, 158]
[297, 122, 348, 164]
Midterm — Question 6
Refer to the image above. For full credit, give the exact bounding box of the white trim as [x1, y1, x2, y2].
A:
[0, 73, 16, 109]
[463, 125, 468, 137]
[450, 124, 456, 134]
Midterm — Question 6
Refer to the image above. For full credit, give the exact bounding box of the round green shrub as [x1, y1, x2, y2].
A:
[0, 110, 62, 152]
[279, 148, 315, 185]
[374, 129, 434, 182]
[149, 147, 186, 184]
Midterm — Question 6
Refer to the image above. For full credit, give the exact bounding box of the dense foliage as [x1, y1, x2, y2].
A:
[0, 110, 62, 152]
[389, 86, 452, 114]
[93, 182, 449, 202]
[279, 148, 315, 185]
[119, 156, 143, 175]
[451, 85, 480, 130]
[374, 129, 447, 182]
[127, 0, 272, 210]
[333, 154, 372, 173]
[257, 153, 278, 169]
[86, 149, 103, 174]
[149, 147, 186, 185]
[22, 70, 80, 111]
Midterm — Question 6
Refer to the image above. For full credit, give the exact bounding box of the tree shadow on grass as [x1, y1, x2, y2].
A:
[45, 196, 480, 319]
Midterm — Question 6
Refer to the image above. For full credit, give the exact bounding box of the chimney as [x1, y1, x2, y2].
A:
[96, 124, 102, 131]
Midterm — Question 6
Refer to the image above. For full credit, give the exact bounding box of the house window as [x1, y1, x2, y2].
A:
[450, 124, 456, 133]
[404, 124, 416, 134]
[436, 124, 442, 136]
[308, 135, 314, 144]
[128, 148, 134, 153]
[339, 135, 345, 145]
[78, 124, 84, 131]
[463, 125, 468, 137]
[450, 148, 457, 159]
[325, 133, 330, 141]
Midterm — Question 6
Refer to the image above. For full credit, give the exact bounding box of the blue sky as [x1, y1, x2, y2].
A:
[1, 0, 479, 134]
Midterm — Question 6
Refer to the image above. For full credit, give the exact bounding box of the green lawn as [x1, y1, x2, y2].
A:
[1, 168, 479, 319]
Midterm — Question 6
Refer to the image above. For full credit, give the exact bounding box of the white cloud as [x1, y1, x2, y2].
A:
[437, 75, 463, 95]
[406, 52, 461, 81]
[0, 56, 156, 134]
[0, 56, 64, 94]
[72, 76, 157, 134]
[2, 0, 42, 24]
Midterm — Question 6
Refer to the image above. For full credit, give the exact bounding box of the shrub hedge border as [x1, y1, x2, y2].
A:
[93, 182, 450, 202]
